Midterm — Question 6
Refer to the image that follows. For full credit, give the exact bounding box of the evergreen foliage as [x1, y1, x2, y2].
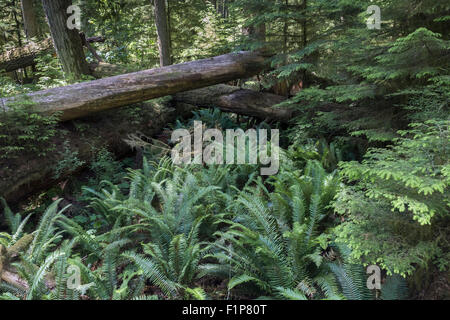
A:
[0, 0, 448, 301]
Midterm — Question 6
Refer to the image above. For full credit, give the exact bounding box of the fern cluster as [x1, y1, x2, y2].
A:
[206, 161, 360, 299]
[0, 153, 410, 300]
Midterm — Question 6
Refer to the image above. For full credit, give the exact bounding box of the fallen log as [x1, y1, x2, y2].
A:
[0, 84, 291, 204]
[0, 51, 270, 122]
[0, 38, 53, 73]
[175, 84, 294, 123]
[86, 65, 292, 121]
[1, 270, 29, 292]
[0, 35, 106, 73]
[1, 234, 59, 292]
[0, 100, 193, 204]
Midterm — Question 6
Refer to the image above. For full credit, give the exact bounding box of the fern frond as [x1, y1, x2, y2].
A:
[122, 251, 179, 298]
[381, 274, 409, 300]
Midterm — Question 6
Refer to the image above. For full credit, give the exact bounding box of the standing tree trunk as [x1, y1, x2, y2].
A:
[301, 0, 309, 87]
[302, 0, 307, 47]
[41, 0, 90, 79]
[153, 0, 172, 66]
[21, 0, 41, 40]
[11, 0, 23, 52]
[283, 0, 288, 55]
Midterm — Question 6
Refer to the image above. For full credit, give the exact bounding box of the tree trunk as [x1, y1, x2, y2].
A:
[1, 270, 29, 291]
[302, 0, 308, 47]
[1, 50, 271, 121]
[0, 38, 53, 73]
[13, 0, 24, 52]
[153, 0, 172, 66]
[0, 100, 194, 204]
[0, 35, 105, 73]
[41, 0, 90, 79]
[0, 83, 293, 204]
[21, 0, 42, 40]
[175, 84, 293, 123]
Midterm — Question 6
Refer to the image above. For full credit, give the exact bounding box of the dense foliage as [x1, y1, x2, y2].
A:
[0, 0, 448, 300]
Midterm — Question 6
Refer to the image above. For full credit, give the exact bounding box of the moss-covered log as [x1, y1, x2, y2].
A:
[175, 84, 293, 123]
[0, 100, 193, 204]
[0, 35, 105, 73]
[1, 51, 270, 121]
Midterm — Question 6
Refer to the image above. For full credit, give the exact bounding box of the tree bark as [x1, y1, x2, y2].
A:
[41, 0, 90, 79]
[0, 38, 53, 73]
[1, 270, 29, 291]
[0, 100, 193, 204]
[0, 35, 105, 73]
[0, 83, 293, 204]
[1, 50, 271, 121]
[302, 0, 308, 47]
[153, 0, 172, 66]
[21, 0, 42, 40]
[175, 84, 293, 122]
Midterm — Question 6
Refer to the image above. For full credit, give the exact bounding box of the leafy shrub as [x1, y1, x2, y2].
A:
[53, 140, 86, 179]
[0, 103, 60, 160]
[334, 120, 450, 276]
